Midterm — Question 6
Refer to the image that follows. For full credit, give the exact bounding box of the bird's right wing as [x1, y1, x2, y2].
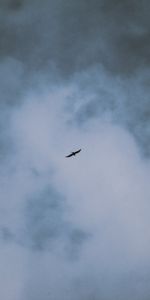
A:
[75, 149, 81, 154]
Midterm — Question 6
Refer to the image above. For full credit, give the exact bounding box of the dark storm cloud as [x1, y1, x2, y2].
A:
[0, 0, 150, 75]
[0, 58, 25, 105]
[0, 0, 149, 155]
[57, 0, 150, 75]
[0, 0, 23, 10]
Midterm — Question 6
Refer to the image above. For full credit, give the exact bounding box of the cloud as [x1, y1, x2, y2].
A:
[1, 0, 150, 75]
[0, 0, 150, 299]
[0, 78, 149, 299]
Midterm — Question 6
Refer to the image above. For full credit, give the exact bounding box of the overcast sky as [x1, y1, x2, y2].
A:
[0, 0, 150, 299]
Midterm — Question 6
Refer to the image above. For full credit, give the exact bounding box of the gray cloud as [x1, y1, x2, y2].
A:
[1, 0, 150, 75]
[0, 0, 149, 154]
[1, 86, 148, 300]
[0, 1, 150, 300]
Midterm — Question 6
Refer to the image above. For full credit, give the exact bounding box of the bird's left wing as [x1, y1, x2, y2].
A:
[65, 153, 73, 157]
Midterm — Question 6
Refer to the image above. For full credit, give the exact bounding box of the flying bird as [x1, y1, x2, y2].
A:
[65, 149, 81, 158]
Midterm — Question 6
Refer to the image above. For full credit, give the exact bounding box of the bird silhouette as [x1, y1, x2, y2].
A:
[65, 149, 81, 157]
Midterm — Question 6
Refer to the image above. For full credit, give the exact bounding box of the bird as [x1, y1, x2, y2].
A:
[65, 149, 81, 158]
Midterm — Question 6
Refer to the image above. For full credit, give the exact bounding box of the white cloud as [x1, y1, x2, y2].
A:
[0, 77, 149, 299]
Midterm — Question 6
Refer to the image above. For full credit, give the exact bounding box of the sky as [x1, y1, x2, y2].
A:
[0, 0, 150, 299]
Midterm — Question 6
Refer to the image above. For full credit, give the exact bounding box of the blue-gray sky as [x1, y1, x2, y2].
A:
[0, 1, 150, 299]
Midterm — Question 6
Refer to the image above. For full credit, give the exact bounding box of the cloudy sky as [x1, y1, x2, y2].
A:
[0, 0, 150, 299]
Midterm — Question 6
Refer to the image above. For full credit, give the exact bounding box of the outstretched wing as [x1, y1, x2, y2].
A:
[65, 149, 81, 158]
[65, 153, 73, 157]
[74, 149, 81, 154]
